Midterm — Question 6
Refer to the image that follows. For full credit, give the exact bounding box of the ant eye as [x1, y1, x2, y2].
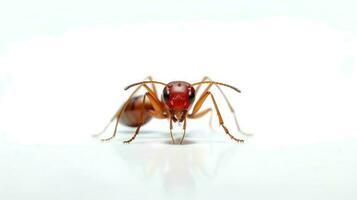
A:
[163, 87, 170, 102]
[188, 90, 195, 104]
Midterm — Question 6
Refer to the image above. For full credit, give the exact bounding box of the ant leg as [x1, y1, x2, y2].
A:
[190, 91, 244, 143]
[101, 83, 166, 142]
[179, 117, 187, 144]
[101, 117, 121, 142]
[169, 117, 175, 144]
[123, 90, 168, 144]
[123, 94, 147, 144]
[196, 76, 252, 136]
[96, 84, 143, 140]
[95, 76, 160, 138]
[123, 126, 142, 144]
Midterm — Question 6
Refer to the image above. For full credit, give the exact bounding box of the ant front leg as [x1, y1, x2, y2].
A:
[169, 117, 175, 144]
[196, 76, 252, 136]
[179, 117, 187, 144]
[189, 91, 244, 143]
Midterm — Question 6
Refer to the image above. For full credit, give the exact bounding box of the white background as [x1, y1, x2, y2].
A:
[0, 1, 356, 200]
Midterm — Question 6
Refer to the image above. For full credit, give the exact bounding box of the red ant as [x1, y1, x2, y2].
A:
[95, 76, 250, 144]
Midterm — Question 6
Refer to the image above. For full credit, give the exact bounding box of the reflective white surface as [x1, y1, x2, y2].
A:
[1, 133, 357, 200]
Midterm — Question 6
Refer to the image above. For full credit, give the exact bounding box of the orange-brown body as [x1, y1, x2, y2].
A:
[119, 95, 154, 127]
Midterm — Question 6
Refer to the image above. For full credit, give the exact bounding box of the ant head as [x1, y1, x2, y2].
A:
[162, 81, 195, 112]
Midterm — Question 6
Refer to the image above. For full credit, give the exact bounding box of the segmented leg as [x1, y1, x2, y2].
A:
[98, 84, 143, 141]
[94, 76, 158, 138]
[195, 76, 251, 136]
[101, 83, 166, 142]
[123, 94, 147, 144]
[179, 117, 187, 144]
[169, 117, 175, 144]
[190, 91, 244, 143]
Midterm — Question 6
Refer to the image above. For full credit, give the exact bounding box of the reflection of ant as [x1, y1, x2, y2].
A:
[113, 139, 240, 196]
[95, 76, 251, 144]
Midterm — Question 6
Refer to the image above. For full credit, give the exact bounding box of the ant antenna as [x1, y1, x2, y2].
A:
[192, 81, 241, 93]
[125, 81, 167, 90]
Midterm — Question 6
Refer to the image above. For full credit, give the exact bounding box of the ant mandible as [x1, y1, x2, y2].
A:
[95, 76, 250, 144]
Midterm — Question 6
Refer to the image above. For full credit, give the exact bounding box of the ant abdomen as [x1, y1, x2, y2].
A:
[119, 95, 154, 127]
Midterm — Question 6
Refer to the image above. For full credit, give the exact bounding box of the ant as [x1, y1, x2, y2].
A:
[95, 76, 250, 144]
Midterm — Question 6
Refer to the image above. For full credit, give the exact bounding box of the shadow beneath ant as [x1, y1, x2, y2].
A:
[162, 139, 197, 145]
